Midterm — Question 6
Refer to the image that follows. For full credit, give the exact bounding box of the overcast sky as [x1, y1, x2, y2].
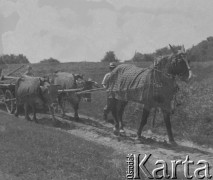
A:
[0, 0, 213, 62]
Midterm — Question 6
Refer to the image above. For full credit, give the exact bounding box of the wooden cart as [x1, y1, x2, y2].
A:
[0, 65, 27, 114]
[0, 64, 105, 115]
[0, 81, 16, 114]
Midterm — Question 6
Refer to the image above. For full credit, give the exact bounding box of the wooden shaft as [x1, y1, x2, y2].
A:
[58, 88, 84, 93]
[57, 87, 105, 94]
[7, 65, 25, 76]
[1, 76, 19, 80]
[76, 87, 105, 94]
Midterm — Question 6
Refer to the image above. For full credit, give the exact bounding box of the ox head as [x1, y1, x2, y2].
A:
[83, 78, 99, 89]
[77, 78, 99, 102]
[39, 78, 59, 106]
[74, 73, 84, 83]
[169, 44, 192, 81]
[74, 73, 84, 79]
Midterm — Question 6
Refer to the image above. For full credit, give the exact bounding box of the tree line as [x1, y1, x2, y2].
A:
[1, 36, 213, 64]
[39, 58, 60, 64]
[0, 54, 29, 65]
[101, 36, 213, 63]
[0, 55, 61, 65]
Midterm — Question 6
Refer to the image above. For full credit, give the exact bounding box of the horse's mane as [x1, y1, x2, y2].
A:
[152, 54, 173, 69]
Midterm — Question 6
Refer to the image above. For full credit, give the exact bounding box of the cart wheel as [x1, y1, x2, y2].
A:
[5, 89, 15, 114]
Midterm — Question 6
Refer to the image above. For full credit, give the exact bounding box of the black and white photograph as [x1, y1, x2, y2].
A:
[0, 0, 212, 179]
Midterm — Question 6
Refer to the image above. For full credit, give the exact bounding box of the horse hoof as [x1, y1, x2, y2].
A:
[33, 119, 38, 123]
[75, 117, 79, 121]
[113, 131, 120, 136]
[135, 135, 141, 140]
[119, 129, 125, 133]
[113, 128, 120, 136]
[26, 118, 32, 121]
[170, 141, 178, 146]
[135, 135, 146, 141]
[134, 136, 143, 143]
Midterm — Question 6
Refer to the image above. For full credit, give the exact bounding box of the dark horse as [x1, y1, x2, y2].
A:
[107, 45, 192, 145]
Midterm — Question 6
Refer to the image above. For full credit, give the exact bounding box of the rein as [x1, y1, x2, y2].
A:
[151, 67, 174, 79]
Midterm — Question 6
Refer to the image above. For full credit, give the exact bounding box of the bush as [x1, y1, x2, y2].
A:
[40, 58, 60, 64]
[0, 54, 29, 64]
[101, 51, 119, 63]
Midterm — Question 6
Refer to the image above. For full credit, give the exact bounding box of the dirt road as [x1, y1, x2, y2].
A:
[55, 112, 213, 179]
[0, 109, 212, 179]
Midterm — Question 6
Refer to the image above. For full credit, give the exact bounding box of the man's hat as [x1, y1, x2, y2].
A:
[109, 62, 116, 68]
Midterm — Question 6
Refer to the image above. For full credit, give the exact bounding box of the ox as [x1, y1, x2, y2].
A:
[51, 72, 99, 120]
[14, 76, 59, 124]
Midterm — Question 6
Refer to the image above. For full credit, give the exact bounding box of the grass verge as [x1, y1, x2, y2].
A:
[0, 111, 126, 180]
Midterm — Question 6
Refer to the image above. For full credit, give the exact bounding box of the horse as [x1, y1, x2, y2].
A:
[107, 45, 192, 145]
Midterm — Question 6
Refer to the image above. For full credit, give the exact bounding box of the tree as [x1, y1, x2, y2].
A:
[40, 57, 60, 64]
[143, 54, 154, 62]
[132, 52, 144, 62]
[131, 51, 154, 62]
[101, 51, 119, 63]
[155, 45, 181, 57]
[0, 54, 29, 64]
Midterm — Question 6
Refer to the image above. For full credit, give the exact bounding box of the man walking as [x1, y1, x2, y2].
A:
[102, 62, 117, 122]
[23, 65, 34, 76]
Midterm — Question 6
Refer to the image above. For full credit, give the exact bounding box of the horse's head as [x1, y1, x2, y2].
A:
[168, 45, 192, 81]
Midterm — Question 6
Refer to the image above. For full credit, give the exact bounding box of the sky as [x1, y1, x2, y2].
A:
[0, 0, 213, 63]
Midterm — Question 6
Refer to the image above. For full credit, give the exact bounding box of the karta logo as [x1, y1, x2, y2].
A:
[126, 154, 212, 179]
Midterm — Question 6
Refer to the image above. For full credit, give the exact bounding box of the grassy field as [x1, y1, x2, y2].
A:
[3, 61, 213, 147]
[0, 111, 126, 180]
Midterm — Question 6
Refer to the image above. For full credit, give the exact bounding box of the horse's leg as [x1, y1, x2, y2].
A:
[117, 101, 127, 133]
[162, 109, 176, 145]
[152, 108, 158, 128]
[137, 107, 150, 139]
[110, 99, 119, 134]
[171, 98, 175, 114]
[24, 103, 31, 121]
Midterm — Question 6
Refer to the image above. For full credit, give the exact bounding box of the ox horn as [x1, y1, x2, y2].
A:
[169, 44, 176, 54]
